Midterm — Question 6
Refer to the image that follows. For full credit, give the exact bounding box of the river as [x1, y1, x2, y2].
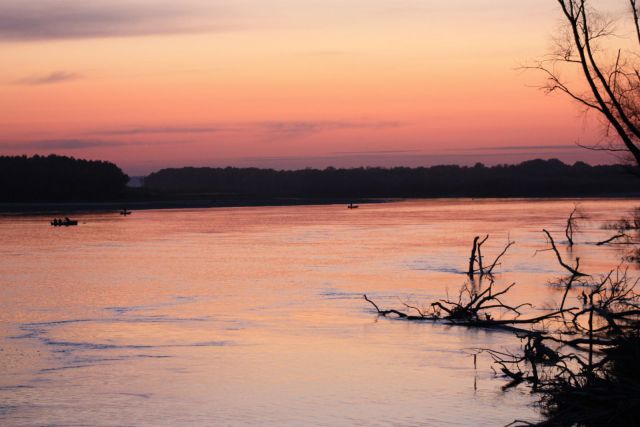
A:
[0, 199, 637, 426]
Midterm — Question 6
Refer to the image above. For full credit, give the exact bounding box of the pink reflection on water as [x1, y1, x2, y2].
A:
[0, 199, 637, 425]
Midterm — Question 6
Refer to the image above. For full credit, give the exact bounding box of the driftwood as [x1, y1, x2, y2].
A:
[486, 265, 640, 426]
[364, 279, 575, 336]
[542, 229, 588, 278]
[542, 229, 590, 312]
[486, 239, 515, 276]
[596, 233, 628, 246]
[565, 206, 578, 246]
[364, 221, 640, 426]
[467, 235, 514, 278]
[362, 294, 434, 321]
[476, 235, 489, 275]
[468, 236, 481, 277]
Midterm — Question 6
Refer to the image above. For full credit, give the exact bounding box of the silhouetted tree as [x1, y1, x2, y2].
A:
[0, 155, 129, 202]
[531, 0, 640, 168]
[144, 160, 638, 198]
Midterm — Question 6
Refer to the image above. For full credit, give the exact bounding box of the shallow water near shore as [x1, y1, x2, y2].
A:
[0, 198, 637, 426]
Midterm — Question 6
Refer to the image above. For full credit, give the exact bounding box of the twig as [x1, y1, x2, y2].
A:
[596, 233, 627, 246]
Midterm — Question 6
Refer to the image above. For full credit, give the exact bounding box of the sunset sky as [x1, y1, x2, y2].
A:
[0, 0, 628, 174]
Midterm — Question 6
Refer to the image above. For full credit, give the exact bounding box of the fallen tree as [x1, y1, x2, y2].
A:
[363, 211, 640, 426]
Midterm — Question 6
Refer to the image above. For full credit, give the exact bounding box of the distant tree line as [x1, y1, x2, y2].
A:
[144, 159, 639, 198]
[0, 155, 129, 202]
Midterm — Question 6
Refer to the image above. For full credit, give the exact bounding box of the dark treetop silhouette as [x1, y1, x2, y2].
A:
[532, 0, 640, 169]
[0, 155, 129, 202]
[3, 156, 639, 205]
[144, 159, 639, 198]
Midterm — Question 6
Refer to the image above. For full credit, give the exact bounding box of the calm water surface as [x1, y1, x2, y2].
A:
[0, 199, 637, 426]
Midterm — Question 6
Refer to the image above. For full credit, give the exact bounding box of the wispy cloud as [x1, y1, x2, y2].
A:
[466, 144, 578, 152]
[15, 71, 81, 85]
[87, 120, 402, 138]
[332, 149, 422, 156]
[92, 126, 229, 136]
[0, 138, 178, 150]
[0, 139, 122, 150]
[0, 1, 231, 42]
[258, 120, 402, 137]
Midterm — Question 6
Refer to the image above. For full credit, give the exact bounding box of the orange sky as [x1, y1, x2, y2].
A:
[0, 0, 627, 174]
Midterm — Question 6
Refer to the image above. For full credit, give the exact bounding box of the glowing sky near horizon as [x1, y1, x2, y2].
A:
[0, 0, 628, 174]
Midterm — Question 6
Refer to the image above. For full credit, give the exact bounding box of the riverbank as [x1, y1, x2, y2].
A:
[3, 194, 640, 214]
[0, 197, 395, 214]
[5, 194, 640, 215]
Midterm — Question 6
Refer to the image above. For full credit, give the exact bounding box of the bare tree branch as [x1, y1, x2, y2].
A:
[543, 229, 589, 278]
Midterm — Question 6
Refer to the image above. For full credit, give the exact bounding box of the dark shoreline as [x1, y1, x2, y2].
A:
[0, 197, 395, 215]
[1, 194, 640, 215]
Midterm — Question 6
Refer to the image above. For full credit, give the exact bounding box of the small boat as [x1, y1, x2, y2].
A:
[51, 218, 78, 227]
[347, 203, 359, 209]
[120, 209, 132, 216]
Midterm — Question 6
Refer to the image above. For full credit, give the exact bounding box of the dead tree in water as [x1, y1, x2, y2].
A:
[543, 229, 589, 311]
[364, 277, 572, 335]
[364, 222, 640, 426]
[486, 239, 515, 276]
[467, 235, 514, 279]
[565, 206, 585, 247]
[468, 236, 482, 277]
[475, 235, 489, 275]
[491, 267, 640, 427]
[596, 233, 628, 246]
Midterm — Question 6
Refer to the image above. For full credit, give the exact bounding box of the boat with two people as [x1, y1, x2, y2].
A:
[51, 217, 78, 227]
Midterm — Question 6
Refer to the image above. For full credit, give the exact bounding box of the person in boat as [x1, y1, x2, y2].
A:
[64, 217, 70, 223]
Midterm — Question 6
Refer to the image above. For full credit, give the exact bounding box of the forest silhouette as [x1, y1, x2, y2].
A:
[145, 159, 639, 198]
[0, 155, 129, 202]
[2, 155, 639, 203]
